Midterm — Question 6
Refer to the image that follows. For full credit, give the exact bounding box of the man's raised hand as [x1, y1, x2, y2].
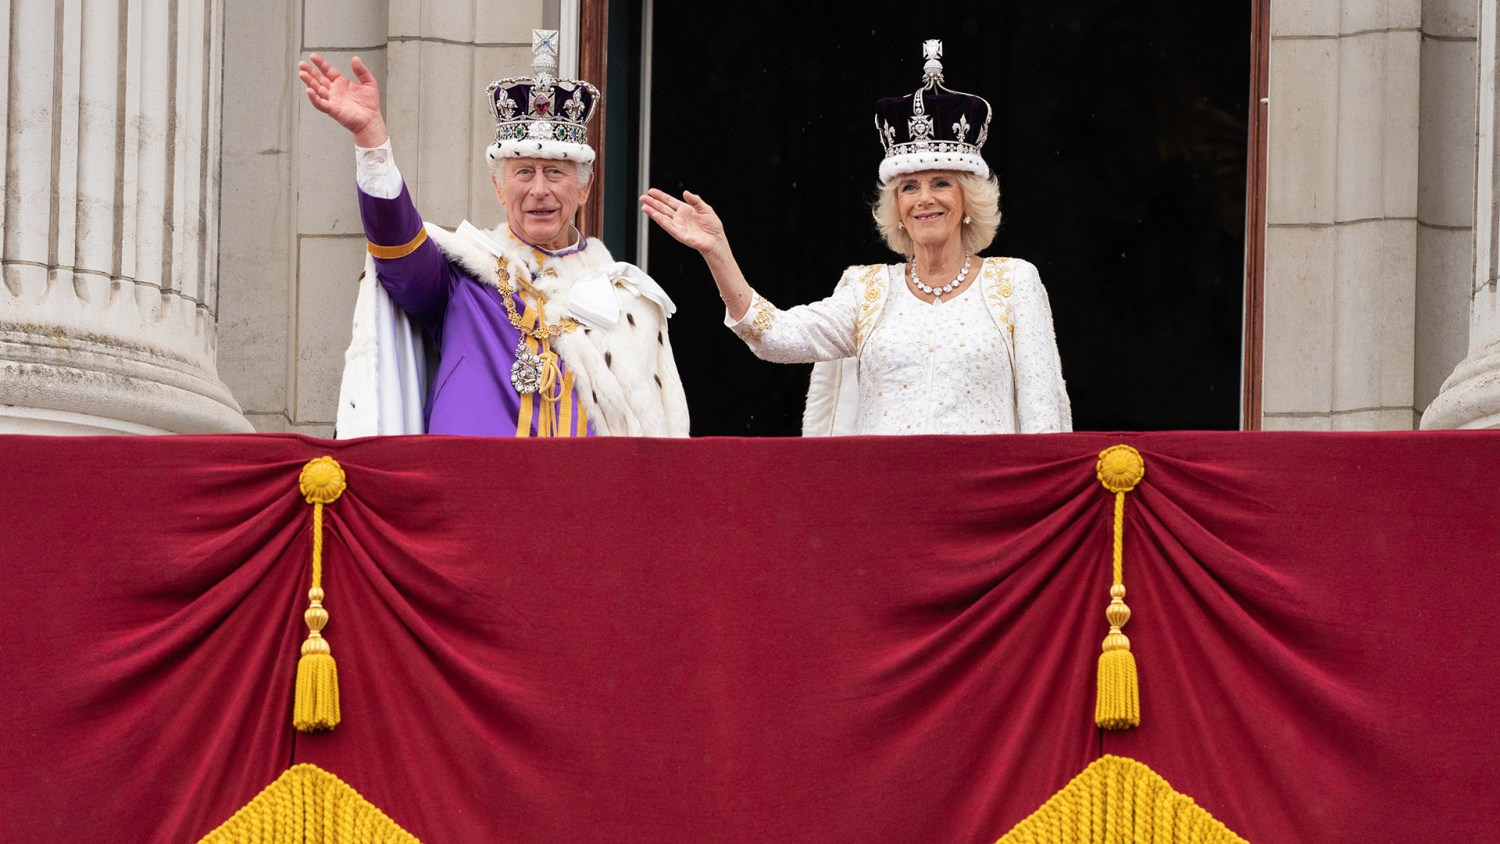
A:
[297, 54, 388, 148]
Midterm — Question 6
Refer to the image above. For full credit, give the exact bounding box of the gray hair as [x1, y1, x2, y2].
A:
[871, 171, 1001, 258]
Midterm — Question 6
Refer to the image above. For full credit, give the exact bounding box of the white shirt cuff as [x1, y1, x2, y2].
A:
[355, 138, 404, 199]
[723, 292, 761, 328]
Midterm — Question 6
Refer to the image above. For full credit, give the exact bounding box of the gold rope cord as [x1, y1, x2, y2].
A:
[996, 755, 1248, 844]
[197, 764, 422, 843]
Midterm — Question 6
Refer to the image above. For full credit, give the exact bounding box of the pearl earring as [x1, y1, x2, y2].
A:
[897, 222, 905, 229]
[963, 215, 971, 225]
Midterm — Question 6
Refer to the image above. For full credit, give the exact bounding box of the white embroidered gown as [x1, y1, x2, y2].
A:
[726, 258, 1071, 435]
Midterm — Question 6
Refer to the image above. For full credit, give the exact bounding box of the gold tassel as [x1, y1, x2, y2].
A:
[1094, 445, 1144, 730]
[1095, 583, 1139, 729]
[294, 456, 347, 732]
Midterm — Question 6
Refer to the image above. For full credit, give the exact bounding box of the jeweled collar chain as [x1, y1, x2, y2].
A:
[910, 253, 972, 301]
[494, 257, 581, 404]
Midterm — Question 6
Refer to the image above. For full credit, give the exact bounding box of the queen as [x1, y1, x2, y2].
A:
[643, 40, 1070, 435]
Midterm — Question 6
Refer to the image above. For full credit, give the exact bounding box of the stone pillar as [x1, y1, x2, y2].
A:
[1262, 1, 1422, 431]
[0, 0, 250, 434]
[216, 0, 550, 435]
[1423, 0, 1500, 429]
[1415, 0, 1480, 424]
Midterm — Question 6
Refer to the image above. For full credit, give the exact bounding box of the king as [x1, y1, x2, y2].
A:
[298, 31, 690, 437]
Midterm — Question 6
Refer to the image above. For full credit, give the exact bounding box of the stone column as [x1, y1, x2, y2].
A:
[0, 0, 250, 434]
[1262, 1, 1422, 431]
[1415, 0, 1480, 424]
[1423, 0, 1500, 429]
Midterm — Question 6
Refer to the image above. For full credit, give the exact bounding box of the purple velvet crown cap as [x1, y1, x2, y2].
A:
[485, 29, 602, 166]
[873, 39, 993, 185]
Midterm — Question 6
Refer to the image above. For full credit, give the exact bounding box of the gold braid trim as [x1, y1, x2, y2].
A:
[198, 764, 422, 843]
[366, 227, 429, 260]
[521, 282, 564, 438]
[996, 755, 1248, 844]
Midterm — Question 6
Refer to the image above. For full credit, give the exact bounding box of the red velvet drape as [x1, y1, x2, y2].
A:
[0, 432, 1495, 842]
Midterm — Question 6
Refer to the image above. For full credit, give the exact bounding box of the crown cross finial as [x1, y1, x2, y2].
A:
[922, 39, 944, 85]
[531, 29, 559, 75]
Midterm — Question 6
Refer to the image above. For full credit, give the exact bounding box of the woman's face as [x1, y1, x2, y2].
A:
[895, 170, 965, 253]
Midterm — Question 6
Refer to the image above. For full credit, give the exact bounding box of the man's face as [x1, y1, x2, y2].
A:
[497, 158, 591, 251]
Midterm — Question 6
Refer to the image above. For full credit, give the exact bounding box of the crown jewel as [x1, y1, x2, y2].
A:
[486, 30, 601, 164]
[873, 39, 993, 184]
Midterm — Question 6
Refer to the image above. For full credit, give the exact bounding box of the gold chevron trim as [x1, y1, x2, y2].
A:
[996, 755, 1248, 844]
[198, 763, 421, 843]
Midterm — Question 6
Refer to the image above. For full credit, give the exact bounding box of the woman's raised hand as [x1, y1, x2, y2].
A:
[640, 189, 727, 257]
[297, 54, 388, 148]
[641, 188, 752, 317]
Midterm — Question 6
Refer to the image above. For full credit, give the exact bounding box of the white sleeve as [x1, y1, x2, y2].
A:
[1009, 261, 1072, 433]
[721, 267, 868, 364]
[355, 138, 405, 199]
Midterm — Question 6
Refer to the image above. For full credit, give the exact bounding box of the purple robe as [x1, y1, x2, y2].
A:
[359, 185, 592, 436]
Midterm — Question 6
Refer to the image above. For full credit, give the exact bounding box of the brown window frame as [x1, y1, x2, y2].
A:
[578, 0, 610, 238]
[1243, 0, 1270, 430]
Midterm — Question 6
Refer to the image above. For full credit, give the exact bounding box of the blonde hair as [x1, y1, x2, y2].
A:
[871, 171, 1000, 258]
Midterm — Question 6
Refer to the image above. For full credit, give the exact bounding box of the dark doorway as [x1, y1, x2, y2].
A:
[624, 1, 1250, 435]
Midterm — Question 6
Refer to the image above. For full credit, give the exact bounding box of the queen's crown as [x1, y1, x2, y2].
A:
[873, 40, 993, 183]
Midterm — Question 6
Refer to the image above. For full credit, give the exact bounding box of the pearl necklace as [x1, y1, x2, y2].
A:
[910, 254, 972, 300]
